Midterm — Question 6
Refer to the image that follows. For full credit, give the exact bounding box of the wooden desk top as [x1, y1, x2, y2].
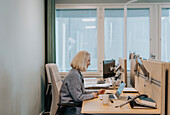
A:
[81, 91, 160, 114]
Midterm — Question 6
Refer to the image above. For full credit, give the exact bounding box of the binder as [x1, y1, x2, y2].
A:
[129, 98, 157, 109]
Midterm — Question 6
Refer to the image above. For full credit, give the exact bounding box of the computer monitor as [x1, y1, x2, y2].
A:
[103, 59, 116, 79]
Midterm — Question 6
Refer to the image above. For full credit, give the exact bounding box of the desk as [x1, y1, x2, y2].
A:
[81, 90, 160, 114]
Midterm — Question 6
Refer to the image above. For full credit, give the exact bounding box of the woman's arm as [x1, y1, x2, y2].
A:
[84, 90, 94, 94]
[85, 89, 105, 94]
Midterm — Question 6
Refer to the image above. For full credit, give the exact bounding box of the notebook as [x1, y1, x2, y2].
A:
[109, 82, 126, 99]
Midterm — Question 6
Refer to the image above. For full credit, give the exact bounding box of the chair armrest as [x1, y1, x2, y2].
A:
[58, 102, 82, 107]
[56, 102, 82, 114]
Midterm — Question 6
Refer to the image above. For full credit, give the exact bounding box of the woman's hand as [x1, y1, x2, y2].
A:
[98, 89, 105, 94]
[92, 92, 98, 98]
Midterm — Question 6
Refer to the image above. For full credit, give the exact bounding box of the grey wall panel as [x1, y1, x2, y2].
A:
[0, 0, 45, 114]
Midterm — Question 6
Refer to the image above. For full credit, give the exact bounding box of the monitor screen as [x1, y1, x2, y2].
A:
[103, 59, 116, 78]
[116, 82, 126, 95]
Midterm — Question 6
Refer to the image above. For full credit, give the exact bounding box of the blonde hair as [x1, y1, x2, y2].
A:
[71, 50, 90, 72]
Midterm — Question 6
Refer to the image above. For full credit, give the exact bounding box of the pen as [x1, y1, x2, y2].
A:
[110, 99, 114, 103]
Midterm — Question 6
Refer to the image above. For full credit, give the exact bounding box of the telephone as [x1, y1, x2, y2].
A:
[115, 94, 148, 108]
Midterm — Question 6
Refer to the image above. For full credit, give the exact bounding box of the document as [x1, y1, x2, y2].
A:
[84, 83, 110, 88]
[123, 87, 138, 93]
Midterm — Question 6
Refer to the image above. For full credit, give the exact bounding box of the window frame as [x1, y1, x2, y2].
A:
[55, 5, 102, 77]
[126, 5, 153, 70]
[55, 4, 156, 77]
[103, 4, 153, 70]
[158, 4, 170, 61]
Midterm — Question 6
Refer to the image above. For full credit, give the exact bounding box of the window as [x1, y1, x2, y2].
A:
[161, 8, 170, 62]
[55, 5, 152, 74]
[104, 8, 124, 64]
[56, 9, 97, 72]
[127, 8, 150, 69]
[104, 8, 150, 69]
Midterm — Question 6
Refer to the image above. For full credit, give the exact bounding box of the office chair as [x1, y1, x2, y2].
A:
[45, 64, 53, 95]
[48, 64, 81, 115]
[45, 64, 54, 113]
[46, 64, 62, 115]
[45, 64, 52, 113]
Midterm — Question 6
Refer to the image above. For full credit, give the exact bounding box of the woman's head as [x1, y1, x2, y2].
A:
[71, 50, 91, 72]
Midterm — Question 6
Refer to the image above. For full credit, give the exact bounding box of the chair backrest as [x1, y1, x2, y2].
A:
[45, 64, 52, 95]
[46, 63, 63, 115]
[45, 63, 53, 84]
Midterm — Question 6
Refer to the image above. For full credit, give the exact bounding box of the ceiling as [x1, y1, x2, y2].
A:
[56, 0, 170, 4]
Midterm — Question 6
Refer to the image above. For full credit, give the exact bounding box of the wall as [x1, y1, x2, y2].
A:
[0, 0, 45, 114]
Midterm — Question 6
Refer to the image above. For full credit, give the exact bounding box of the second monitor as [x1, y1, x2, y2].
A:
[103, 59, 116, 79]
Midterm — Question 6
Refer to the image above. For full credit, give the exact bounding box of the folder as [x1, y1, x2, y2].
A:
[130, 97, 157, 109]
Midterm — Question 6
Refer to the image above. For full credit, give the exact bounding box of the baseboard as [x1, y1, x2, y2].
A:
[39, 109, 45, 115]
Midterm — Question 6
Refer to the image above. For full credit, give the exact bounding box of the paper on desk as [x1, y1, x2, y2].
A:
[123, 87, 138, 93]
[84, 83, 110, 88]
[84, 82, 97, 84]
[84, 78, 98, 81]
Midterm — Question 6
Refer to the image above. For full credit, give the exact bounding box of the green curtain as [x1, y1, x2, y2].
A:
[46, 0, 56, 63]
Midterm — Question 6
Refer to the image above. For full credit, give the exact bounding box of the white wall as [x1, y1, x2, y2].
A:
[0, 0, 45, 114]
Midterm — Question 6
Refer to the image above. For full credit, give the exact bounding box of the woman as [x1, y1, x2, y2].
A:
[60, 50, 105, 115]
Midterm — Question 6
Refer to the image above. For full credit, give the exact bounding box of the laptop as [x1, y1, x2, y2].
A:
[109, 82, 126, 99]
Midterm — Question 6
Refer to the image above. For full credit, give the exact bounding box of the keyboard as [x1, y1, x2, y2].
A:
[97, 80, 105, 84]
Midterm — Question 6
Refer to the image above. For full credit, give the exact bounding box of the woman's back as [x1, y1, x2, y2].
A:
[60, 69, 94, 104]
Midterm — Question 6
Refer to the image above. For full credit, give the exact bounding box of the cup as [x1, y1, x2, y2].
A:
[102, 94, 109, 104]
[117, 80, 121, 85]
[112, 81, 116, 89]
